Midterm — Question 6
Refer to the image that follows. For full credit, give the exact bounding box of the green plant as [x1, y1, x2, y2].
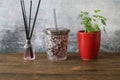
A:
[79, 10, 107, 33]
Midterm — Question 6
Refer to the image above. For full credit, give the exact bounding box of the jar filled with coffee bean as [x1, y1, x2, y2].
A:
[44, 28, 70, 61]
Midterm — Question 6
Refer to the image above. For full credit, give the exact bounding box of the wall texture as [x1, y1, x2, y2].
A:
[0, 0, 120, 52]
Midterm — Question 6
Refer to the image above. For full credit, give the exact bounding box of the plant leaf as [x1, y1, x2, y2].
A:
[79, 14, 83, 17]
[101, 19, 106, 25]
[94, 23, 100, 31]
[94, 10, 101, 13]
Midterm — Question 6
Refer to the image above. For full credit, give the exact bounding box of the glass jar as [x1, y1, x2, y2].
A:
[44, 28, 70, 61]
[24, 40, 35, 60]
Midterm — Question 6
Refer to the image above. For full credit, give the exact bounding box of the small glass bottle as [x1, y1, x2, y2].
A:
[24, 39, 35, 60]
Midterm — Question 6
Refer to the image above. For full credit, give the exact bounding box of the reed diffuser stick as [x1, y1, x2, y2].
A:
[28, 0, 32, 38]
[22, 0, 29, 38]
[53, 8, 58, 30]
[27, 0, 33, 58]
[20, 0, 29, 39]
[30, 0, 41, 39]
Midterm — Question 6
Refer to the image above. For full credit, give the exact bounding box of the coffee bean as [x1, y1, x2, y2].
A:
[45, 34, 69, 59]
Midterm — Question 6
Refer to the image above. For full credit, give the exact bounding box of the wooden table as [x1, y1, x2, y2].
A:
[0, 53, 120, 80]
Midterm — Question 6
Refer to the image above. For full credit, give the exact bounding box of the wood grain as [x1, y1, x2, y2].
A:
[0, 53, 120, 80]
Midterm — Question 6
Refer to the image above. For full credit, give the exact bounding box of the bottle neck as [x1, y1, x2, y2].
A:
[25, 39, 32, 47]
[26, 39, 31, 43]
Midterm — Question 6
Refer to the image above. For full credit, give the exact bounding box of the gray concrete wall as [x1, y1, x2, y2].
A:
[0, 0, 120, 52]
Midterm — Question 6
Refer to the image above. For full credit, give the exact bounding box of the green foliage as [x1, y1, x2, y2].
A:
[78, 10, 107, 33]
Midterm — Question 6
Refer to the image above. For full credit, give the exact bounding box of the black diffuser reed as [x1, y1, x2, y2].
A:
[20, 0, 41, 60]
[20, 0, 41, 40]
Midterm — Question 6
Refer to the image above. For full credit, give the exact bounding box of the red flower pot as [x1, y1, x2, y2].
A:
[77, 31, 101, 60]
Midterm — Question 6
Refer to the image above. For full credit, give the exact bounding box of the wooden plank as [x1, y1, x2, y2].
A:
[0, 53, 120, 80]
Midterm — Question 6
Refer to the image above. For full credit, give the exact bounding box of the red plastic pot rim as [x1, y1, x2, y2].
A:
[78, 30, 101, 34]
